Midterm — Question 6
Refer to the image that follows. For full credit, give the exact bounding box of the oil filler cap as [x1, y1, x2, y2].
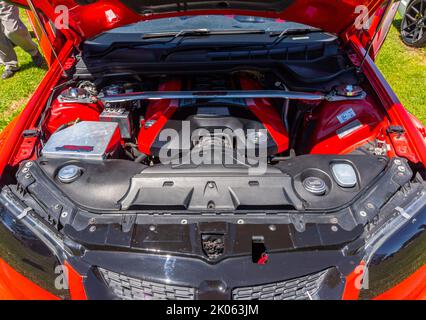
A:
[58, 165, 82, 183]
[303, 177, 327, 195]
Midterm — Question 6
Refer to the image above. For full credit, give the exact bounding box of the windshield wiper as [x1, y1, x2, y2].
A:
[142, 28, 266, 39]
[90, 27, 321, 58]
[88, 29, 266, 58]
[269, 27, 324, 47]
[270, 27, 323, 37]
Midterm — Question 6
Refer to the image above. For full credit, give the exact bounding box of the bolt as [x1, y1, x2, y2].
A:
[330, 218, 338, 224]
[237, 219, 244, 225]
[149, 225, 156, 231]
[181, 219, 188, 225]
[269, 224, 277, 231]
[88, 218, 96, 225]
[25, 161, 33, 168]
[394, 159, 402, 165]
[398, 166, 406, 173]
[89, 225, 96, 232]
[54, 204, 61, 210]
[208, 182, 215, 189]
[367, 203, 374, 209]
[24, 173, 32, 179]
[331, 226, 338, 232]
[22, 168, 29, 174]
[61, 211, 68, 218]
[360, 211, 367, 217]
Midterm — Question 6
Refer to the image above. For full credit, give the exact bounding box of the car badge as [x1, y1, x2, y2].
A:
[202, 234, 225, 260]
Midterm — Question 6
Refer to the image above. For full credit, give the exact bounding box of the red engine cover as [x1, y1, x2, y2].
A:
[138, 77, 289, 155]
[309, 96, 389, 154]
[45, 99, 103, 136]
[137, 80, 182, 155]
[239, 76, 289, 154]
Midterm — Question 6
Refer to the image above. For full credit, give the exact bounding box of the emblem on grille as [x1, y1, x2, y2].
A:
[202, 234, 225, 260]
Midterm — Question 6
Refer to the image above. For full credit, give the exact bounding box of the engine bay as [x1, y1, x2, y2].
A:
[41, 68, 385, 162]
[12, 62, 410, 217]
[5, 34, 422, 220]
[44, 72, 294, 162]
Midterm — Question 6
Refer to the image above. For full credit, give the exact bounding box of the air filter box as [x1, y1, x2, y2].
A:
[42, 121, 121, 161]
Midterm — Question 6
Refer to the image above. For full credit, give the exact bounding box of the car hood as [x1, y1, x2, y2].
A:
[11, 0, 388, 41]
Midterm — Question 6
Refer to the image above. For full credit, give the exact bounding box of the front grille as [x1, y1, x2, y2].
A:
[99, 268, 195, 300]
[232, 269, 330, 300]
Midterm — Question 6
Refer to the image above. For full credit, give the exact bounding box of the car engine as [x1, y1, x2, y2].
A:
[44, 73, 290, 165]
[11, 67, 402, 214]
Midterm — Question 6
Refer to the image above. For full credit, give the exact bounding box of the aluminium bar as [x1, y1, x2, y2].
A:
[100, 90, 327, 104]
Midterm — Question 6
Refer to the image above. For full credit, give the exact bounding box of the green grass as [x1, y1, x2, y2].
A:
[0, 14, 425, 131]
[376, 15, 426, 123]
[0, 11, 46, 130]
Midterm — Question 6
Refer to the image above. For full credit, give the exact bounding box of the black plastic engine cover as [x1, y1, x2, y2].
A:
[33, 154, 388, 212]
[275, 154, 388, 210]
[36, 159, 146, 210]
[120, 154, 388, 211]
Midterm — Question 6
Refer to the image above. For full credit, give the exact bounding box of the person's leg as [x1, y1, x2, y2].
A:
[0, 3, 39, 57]
[0, 22, 19, 79]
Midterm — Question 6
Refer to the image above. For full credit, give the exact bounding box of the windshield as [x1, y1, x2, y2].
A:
[90, 15, 310, 42]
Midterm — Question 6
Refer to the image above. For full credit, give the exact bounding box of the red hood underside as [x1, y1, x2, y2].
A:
[9, 0, 387, 41]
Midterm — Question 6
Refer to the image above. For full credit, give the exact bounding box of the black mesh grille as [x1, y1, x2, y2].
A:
[232, 269, 330, 300]
[99, 268, 195, 300]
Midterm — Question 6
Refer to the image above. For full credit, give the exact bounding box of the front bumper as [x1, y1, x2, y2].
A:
[0, 183, 425, 300]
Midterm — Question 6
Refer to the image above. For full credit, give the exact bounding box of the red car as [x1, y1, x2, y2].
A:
[0, 0, 425, 300]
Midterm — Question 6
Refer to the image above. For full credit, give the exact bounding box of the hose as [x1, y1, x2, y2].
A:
[134, 153, 148, 163]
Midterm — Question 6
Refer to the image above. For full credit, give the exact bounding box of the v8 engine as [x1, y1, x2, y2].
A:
[44, 73, 289, 164]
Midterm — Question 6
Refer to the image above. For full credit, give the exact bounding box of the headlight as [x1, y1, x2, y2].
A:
[0, 187, 69, 299]
[358, 189, 426, 299]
